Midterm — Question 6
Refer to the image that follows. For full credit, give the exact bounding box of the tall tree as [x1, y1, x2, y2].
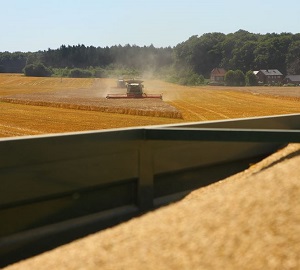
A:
[174, 33, 225, 77]
[286, 40, 300, 74]
[0, 52, 27, 73]
[254, 33, 293, 73]
[245, 70, 258, 86]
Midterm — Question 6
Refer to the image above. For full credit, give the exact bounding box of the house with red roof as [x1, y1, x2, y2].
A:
[210, 68, 227, 85]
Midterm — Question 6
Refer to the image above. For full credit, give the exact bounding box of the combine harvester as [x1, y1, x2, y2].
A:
[106, 79, 163, 99]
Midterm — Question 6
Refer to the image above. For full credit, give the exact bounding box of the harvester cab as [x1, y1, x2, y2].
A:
[126, 79, 144, 98]
[106, 79, 162, 99]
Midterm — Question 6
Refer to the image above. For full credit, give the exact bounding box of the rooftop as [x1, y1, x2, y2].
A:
[260, 69, 283, 76]
[211, 68, 227, 75]
[285, 74, 300, 81]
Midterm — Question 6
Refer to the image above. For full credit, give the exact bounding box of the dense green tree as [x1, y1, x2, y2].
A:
[225, 70, 245, 86]
[235, 70, 246, 86]
[68, 68, 92, 78]
[23, 63, 52, 77]
[286, 40, 300, 74]
[245, 70, 258, 86]
[0, 52, 27, 73]
[254, 34, 292, 73]
[221, 30, 258, 70]
[228, 41, 257, 72]
[173, 30, 297, 78]
[174, 33, 225, 77]
[224, 70, 235, 86]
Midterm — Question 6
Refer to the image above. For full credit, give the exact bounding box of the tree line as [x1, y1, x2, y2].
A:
[174, 30, 300, 77]
[1, 30, 300, 83]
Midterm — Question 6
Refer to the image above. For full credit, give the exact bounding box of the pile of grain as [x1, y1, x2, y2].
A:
[5, 144, 300, 269]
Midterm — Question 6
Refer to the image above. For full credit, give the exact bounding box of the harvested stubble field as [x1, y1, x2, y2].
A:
[1, 73, 300, 138]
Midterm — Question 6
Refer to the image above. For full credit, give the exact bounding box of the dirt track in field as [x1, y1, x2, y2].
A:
[1, 74, 300, 138]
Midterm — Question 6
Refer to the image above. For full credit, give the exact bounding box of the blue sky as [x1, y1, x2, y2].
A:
[1, 0, 300, 52]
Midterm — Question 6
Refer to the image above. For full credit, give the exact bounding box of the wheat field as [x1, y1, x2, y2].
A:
[1, 73, 300, 138]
